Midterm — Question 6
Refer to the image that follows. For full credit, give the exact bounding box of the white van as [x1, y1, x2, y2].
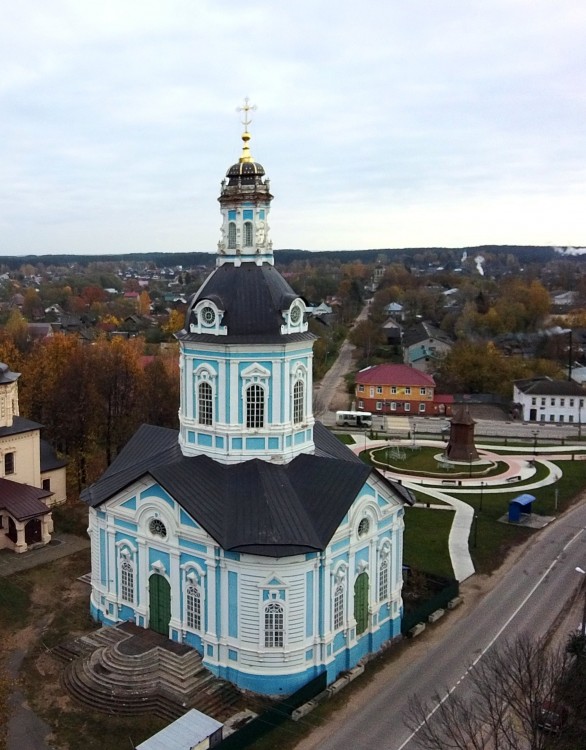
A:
[335, 411, 373, 428]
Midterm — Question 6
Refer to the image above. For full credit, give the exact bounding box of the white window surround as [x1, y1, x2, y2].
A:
[333, 583, 345, 630]
[181, 564, 206, 633]
[193, 364, 217, 424]
[186, 584, 201, 630]
[290, 363, 308, 425]
[241, 364, 270, 429]
[116, 543, 138, 604]
[378, 541, 391, 601]
[332, 561, 349, 631]
[281, 300, 308, 334]
[198, 381, 213, 426]
[263, 600, 285, 648]
[189, 301, 227, 336]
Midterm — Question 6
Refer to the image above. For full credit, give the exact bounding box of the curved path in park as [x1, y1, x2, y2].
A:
[348, 435, 586, 582]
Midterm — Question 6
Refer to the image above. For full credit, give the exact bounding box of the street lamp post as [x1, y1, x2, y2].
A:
[532, 429, 539, 461]
[480, 481, 485, 512]
[577, 567, 586, 638]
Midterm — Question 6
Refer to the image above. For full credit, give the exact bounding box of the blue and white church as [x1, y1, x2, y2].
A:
[82, 110, 413, 695]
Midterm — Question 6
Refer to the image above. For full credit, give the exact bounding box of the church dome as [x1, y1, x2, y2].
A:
[226, 160, 265, 182]
[180, 264, 312, 344]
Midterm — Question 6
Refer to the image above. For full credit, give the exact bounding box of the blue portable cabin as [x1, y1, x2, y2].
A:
[508, 493, 535, 523]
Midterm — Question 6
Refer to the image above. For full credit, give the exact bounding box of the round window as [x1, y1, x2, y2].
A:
[201, 306, 215, 325]
[358, 518, 370, 538]
[290, 304, 301, 324]
[149, 518, 167, 538]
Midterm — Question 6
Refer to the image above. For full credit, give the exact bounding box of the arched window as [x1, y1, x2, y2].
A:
[198, 381, 213, 425]
[293, 380, 304, 424]
[246, 384, 264, 428]
[264, 602, 284, 647]
[186, 584, 201, 630]
[333, 583, 344, 630]
[227, 222, 236, 249]
[379, 558, 389, 601]
[243, 221, 253, 247]
[120, 558, 134, 603]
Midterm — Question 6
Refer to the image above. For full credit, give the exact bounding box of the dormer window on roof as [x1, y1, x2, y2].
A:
[281, 300, 308, 335]
[189, 301, 227, 336]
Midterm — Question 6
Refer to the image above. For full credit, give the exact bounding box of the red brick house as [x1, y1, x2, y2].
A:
[354, 364, 453, 417]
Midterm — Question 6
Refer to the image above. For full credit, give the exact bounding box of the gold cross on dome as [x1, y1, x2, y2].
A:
[237, 97, 257, 130]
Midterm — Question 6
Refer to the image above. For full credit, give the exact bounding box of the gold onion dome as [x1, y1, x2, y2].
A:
[226, 130, 265, 181]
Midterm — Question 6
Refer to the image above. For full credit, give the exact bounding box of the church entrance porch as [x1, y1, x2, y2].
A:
[55, 622, 244, 721]
[149, 574, 171, 635]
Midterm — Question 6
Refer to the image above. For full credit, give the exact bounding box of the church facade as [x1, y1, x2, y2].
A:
[0, 363, 67, 553]
[82, 113, 412, 695]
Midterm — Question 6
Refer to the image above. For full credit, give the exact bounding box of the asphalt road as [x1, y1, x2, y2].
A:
[296, 500, 586, 750]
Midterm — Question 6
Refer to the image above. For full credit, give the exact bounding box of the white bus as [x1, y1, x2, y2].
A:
[335, 411, 373, 428]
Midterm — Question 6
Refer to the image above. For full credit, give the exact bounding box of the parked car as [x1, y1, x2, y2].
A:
[536, 700, 569, 733]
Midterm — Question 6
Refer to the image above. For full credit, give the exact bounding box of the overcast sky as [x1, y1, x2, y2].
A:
[1, 0, 585, 257]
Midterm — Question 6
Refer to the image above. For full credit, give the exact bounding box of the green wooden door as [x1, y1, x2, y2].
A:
[354, 572, 369, 636]
[149, 574, 171, 635]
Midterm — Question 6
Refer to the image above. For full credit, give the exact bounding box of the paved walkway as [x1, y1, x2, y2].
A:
[0, 533, 90, 577]
[348, 436, 585, 583]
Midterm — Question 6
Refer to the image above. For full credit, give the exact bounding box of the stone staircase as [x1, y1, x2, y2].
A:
[54, 623, 242, 722]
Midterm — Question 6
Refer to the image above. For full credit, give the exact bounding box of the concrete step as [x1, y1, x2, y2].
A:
[59, 623, 243, 722]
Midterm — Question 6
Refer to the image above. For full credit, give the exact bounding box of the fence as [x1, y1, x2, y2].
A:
[401, 570, 459, 635]
[216, 672, 327, 749]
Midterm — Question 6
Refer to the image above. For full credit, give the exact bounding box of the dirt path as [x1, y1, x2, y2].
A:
[313, 302, 369, 417]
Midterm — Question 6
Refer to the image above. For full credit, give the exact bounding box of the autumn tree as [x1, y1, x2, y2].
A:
[349, 319, 385, 361]
[140, 355, 180, 429]
[435, 341, 562, 397]
[92, 337, 145, 465]
[138, 290, 151, 316]
[162, 309, 185, 336]
[3, 309, 29, 352]
[406, 635, 572, 750]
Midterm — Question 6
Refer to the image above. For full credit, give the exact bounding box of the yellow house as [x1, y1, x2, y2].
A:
[0, 363, 67, 553]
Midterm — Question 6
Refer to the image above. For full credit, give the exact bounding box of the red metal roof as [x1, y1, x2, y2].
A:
[356, 364, 436, 388]
[434, 394, 455, 403]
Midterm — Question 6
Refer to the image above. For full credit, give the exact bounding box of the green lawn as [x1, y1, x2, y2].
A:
[403, 507, 454, 578]
[335, 433, 355, 445]
[367, 446, 508, 478]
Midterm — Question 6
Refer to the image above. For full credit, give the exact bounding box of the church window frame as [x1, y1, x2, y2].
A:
[333, 583, 345, 630]
[193, 365, 217, 425]
[149, 518, 167, 538]
[293, 379, 304, 424]
[358, 517, 370, 538]
[378, 541, 392, 602]
[331, 561, 348, 632]
[185, 582, 202, 631]
[4, 452, 15, 475]
[263, 601, 285, 648]
[198, 381, 213, 426]
[227, 222, 237, 250]
[243, 221, 253, 247]
[118, 548, 136, 604]
[246, 383, 265, 429]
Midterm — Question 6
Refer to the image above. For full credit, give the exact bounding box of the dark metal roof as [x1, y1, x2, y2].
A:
[81, 422, 410, 558]
[0, 363, 20, 384]
[40, 440, 68, 472]
[0, 416, 42, 439]
[514, 378, 586, 396]
[0, 478, 52, 520]
[179, 264, 313, 344]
